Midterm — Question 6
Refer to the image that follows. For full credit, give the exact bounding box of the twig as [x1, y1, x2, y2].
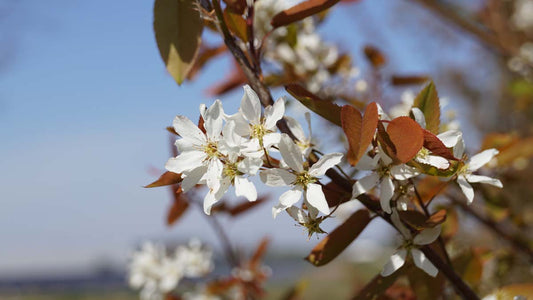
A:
[447, 193, 533, 262]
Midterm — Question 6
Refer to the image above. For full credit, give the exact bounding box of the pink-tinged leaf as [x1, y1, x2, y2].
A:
[227, 196, 268, 217]
[167, 187, 189, 226]
[145, 171, 183, 188]
[286, 84, 342, 126]
[271, 0, 341, 28]
[391, 75, 429, 86]
[360, 103, 379, 158]
[223, 0, 246, 14]
[423, 129, 457, 160]
[376, 121, 398, 161]
[341, 103, 378, 166]
[387, 117, 424, 163]
[323, 181, 351, 207]
[306, 210, 371, 266]
[250, 237, 270, 268]
[363, 45, 386, 68]
[413, 81, 440, 134]
[426, 209, 447, 227]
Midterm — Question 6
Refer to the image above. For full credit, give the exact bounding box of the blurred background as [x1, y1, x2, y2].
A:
[1, 0, 532, 298]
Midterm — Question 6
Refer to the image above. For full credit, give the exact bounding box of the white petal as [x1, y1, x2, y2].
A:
[465, 174, 503, 188]
[262, 132, 281, 149]
[241, 85, 261, 124]
[222, 120, 245, 149]
[355, 154, 380, 171]
[437, 130, 462, 148]
[411, 249, 438, 277]
[279, 134, 304, 172]
[272, 203, 287, 219]
[352, 172, 380, 197]
[204, 100, 224, 141]
[238, 156, 263, 175]
[378, 148, 394, 165]
[454, 135, 465, 158]
[414, 225, 441, 245]
[205, 159, 223, 193]
[419, 155, 450, 169]
[457, 175, 474, 204]
[264, 96, 285, 129]
[284, 116, 306, 142]
[381, 249, 407, 277]
[260, 168, 296, 186]
[286, 206, 308, 224]
[165, 151, 206, 173]
[379, 176, 395, 214]
[305, 183, 330, 215]
[308, 153, 343, 177]
[467, 149, 499, 172]
[391, 165, 420, 180]
[234, 176, 257, 201]
[175, 137, 198, 153]
[411, 107, 426, 128]
[173, 115, 206, 144]
[225, 112, 250, 136]
[279, 187, 303, 207]
[181, 166, 207, 192]
[203, 179, 230, 214]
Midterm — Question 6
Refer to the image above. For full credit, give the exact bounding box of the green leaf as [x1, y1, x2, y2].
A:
[413, 81, 440, 134]
[306, 210, 370, 266]
[154, 0, 204, 85]
[286, 84, 342, 126]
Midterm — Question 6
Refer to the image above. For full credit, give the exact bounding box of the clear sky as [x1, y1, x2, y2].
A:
[0, 0, 497, 276]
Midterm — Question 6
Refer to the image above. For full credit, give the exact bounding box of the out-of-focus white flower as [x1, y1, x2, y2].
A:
[513, 0, 533, 31]
[351, 150, 420, 214]
[261, 134, 343, 217]
[389, 90, 415, 118]
[381, 210, 440, 277]
[175, 239, 214, 278]
[439, 132, 503, 204]
[183, 288, 222, 300]
[285, 112, 314, 157]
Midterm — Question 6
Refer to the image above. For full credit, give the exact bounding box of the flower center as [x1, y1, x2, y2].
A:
[203, 141, 220, 158]
[251, 124, 267, 140]
[377, 164, 391, 178]
[302, 217, 327, 239]
[293, 171, 317, 187]
[417, 148, 430, 159]
[223, 163, 242, 181]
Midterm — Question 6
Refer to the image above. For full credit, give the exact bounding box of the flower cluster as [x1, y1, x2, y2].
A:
[129, 239, 214, 300]
[166, 85, 343, 225]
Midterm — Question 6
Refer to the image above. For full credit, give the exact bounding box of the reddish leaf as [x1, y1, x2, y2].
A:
[227, 196, 268, 217]
[416, 176, 448, 204]
[341, 103, 378, 166]
[224, 9, 248, 42]
[323, 181, 351, 207]
[198, 115, 206, 134]
[167, 187, 189, 226]
[285, 84, 342, 126]
[398, 210, 427, 230]
[422, 129, 457, 160]
[166, 126, 179, 135]
[187, 44, 227, 80]
[223, 0, 246, 14]
[271, 0, 341, 28]
[426, 209, 447, 227]
[391, 75, 429, 86]
[376, 121, 398, 161]
[145, 171, 182, 188]
[250, 237, 270, 267]
[387, 117, 424, 163]
[306, 209, 371, 266]
[413, 81, 440, 134]
[363, 45, 386, 68]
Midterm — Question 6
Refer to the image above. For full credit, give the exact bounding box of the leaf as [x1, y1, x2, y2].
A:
[422, 129, 457, 160]
[323, 181, 351, 207]
[341, 103, 378, 166]
[386, 117, 424, 163]
[167, 187, 189, 226]
[187, 44, 227, 80]
[376, 121, 398, 161]
[426, 209, 447, 227]
[223, 0, 246, 14]
[391, 75, 429, 86]
[306, 209, 370, 266]
[227, 196, 268, 216]
[271, 0, 341, 28]
[363, 45, 386, 68]
[145, 171, 183, 188]
[224, 9, 248, 42]
[416, 176, 448, 204]
[154, 0, 204, 85]
[413, 81, 440, 134]
[286, 84, 342, 126]
[250, 237, 270, 268]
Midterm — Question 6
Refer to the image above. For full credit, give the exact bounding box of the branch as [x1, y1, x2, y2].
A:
[448, 193, 533, 262]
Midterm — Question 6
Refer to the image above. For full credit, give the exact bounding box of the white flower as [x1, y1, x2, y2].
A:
[227, 85, 285, 151]
[440, 132, 503, 204]
[381, 210, 440, 277]
[286, 206, 326, 239]
[165, 100, 226, 198]
[351, 150, 420, 214]
[260, 134, 343, 217]
[285, 112, 314, 157]
[174, 239, 214, 278]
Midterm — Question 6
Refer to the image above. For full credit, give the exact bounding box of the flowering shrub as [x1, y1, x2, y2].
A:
[135, 0, 533, 299]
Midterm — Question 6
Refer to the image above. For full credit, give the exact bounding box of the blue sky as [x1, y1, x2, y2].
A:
[0, 0, 499, 276]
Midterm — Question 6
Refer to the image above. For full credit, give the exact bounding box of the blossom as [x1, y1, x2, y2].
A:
[351, 150, 419, 214]
[260, 134, 343, 217]
[381, 210, 440, 277]
[227, 85, 285, 151]
[175, 239, 214, 278]
[285, 112, 314, 157]
[286, 206, 327, 239]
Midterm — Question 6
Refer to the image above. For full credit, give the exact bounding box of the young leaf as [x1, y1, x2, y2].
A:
[363, 45, 386, 68]
[413, 81, 440, 134]
[423, 129, 458, 160]
[341, 103, 378, 166]
[391, 75, 429, 86]
[306, 210, 371, 266]
[167, 188, 189, 226]
[224, 9, 248, 42]
[271, 0, 341, 28]
[145, 171, 183, 188]
[154, 0, 204, 85]
[387, 117, 424, 163]
[285, 84, 342, 126]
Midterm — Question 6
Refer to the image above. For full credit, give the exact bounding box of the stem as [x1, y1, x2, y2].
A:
[448, 193, 533, 262]
[211, 2, 479, 297]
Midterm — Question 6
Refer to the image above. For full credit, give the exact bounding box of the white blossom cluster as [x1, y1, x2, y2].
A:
[128, 239, 214, 300]
[165, 85, 344, 219]
[512, 0, 533, 32]
[253, 0, 359, 93]
[508, 42, 533, 78]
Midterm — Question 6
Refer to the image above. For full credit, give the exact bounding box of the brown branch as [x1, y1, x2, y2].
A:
[448, 193, 533, 262]
[211, 1, 478, 297]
